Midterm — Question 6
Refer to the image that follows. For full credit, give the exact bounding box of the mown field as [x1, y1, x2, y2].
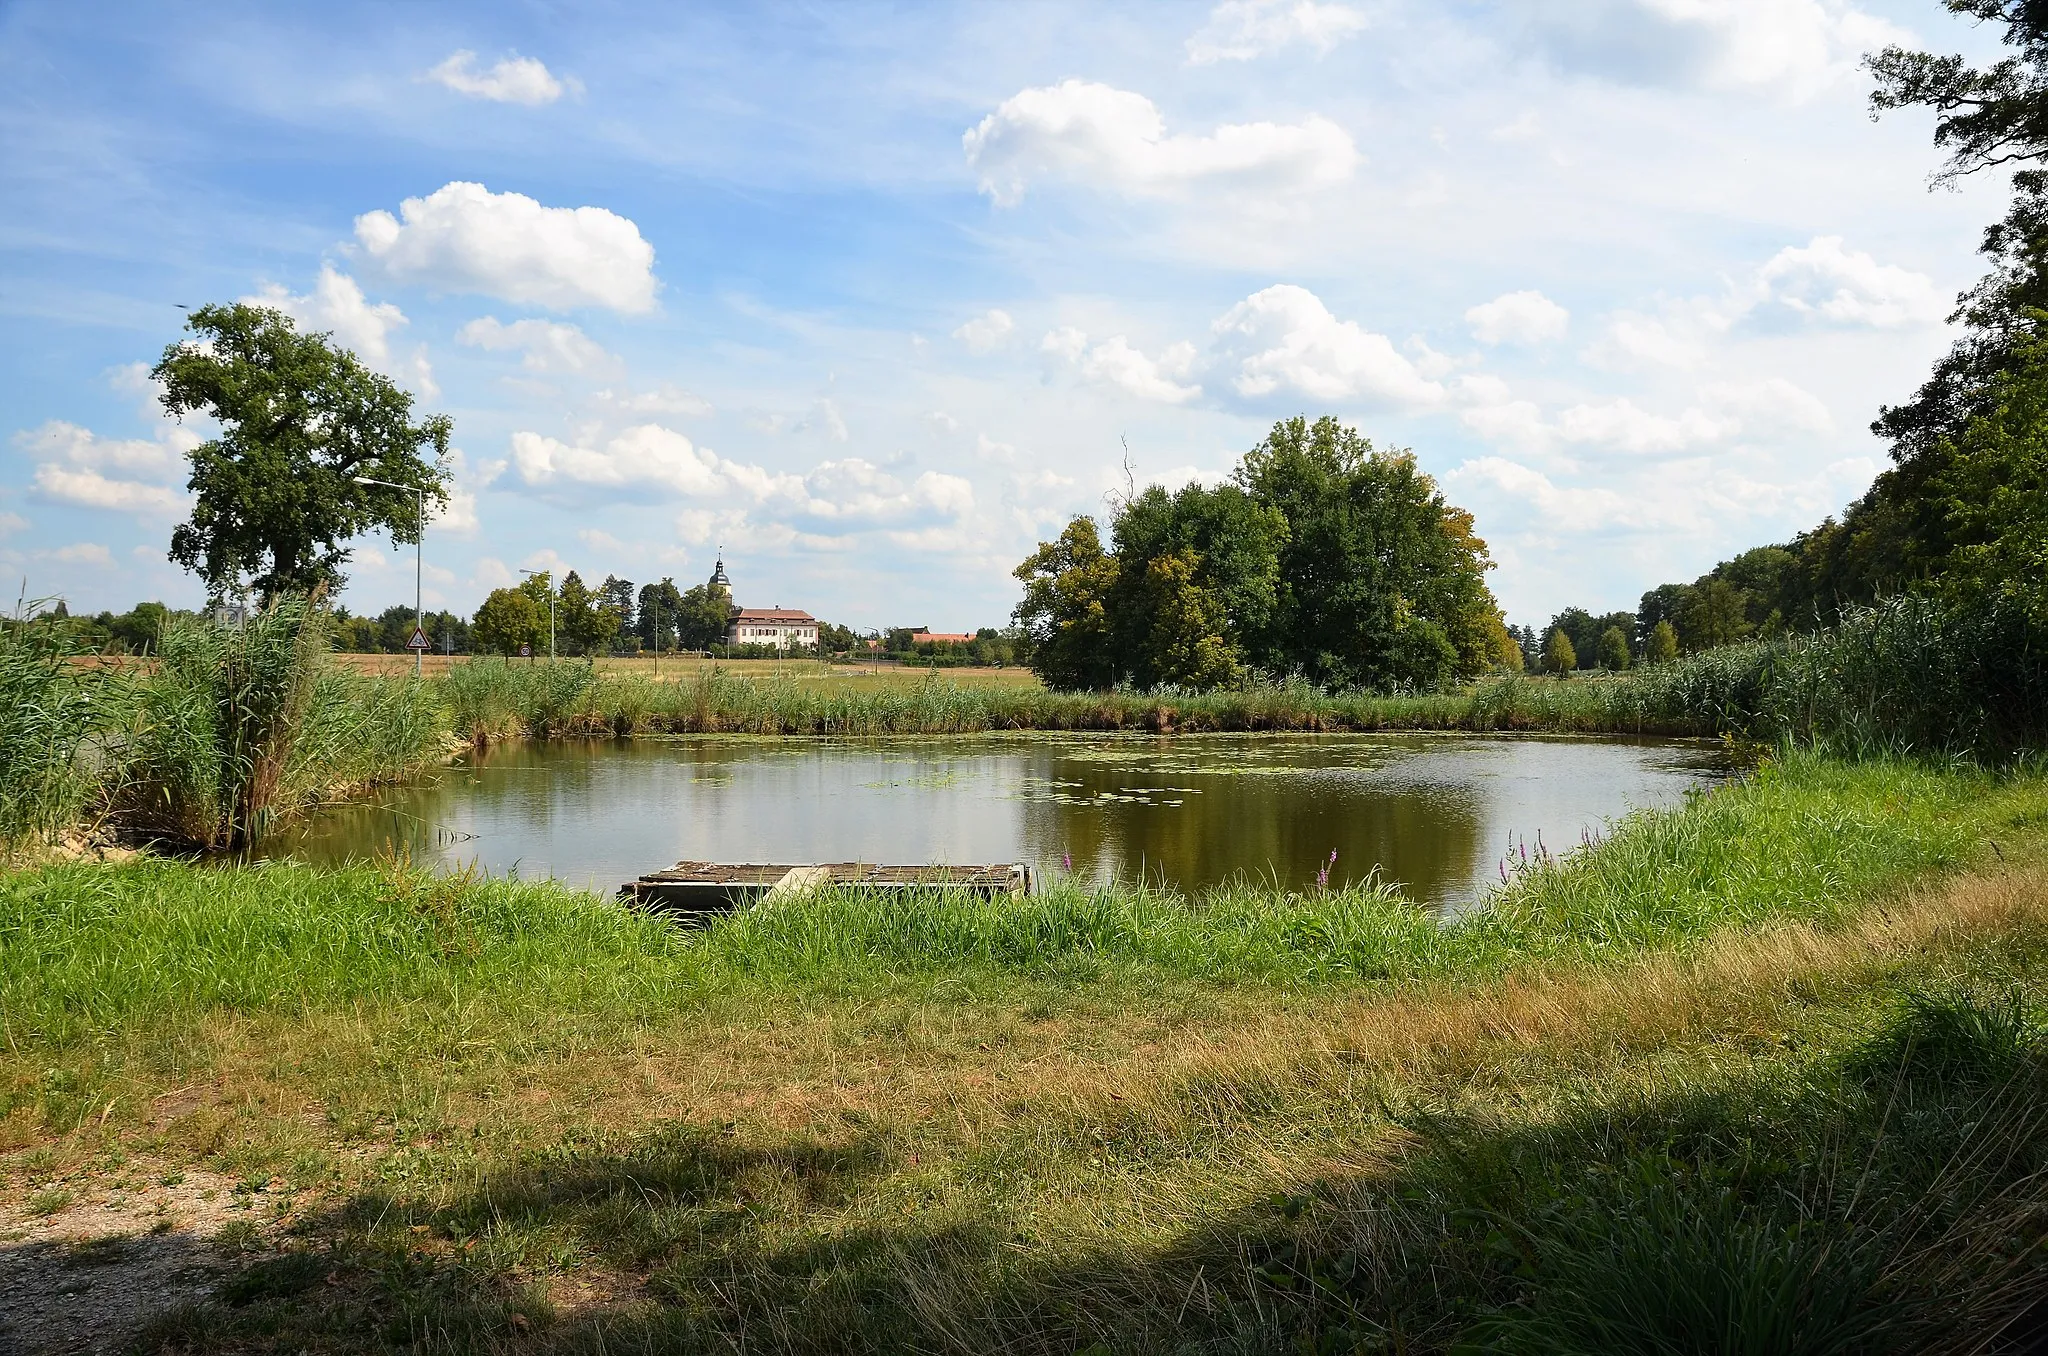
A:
[4, 753, 2047, 1351]
[332, 652, 1046, 688]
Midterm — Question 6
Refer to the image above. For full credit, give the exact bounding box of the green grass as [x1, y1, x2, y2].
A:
[4, 752, 2047, 1351]
[0, 754, 2024, 1055]
[0, 604, 448, 855]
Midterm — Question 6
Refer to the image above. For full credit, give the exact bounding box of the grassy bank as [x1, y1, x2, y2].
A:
[4, 754, 2046, 1350]
[439, 659, 1662, 740]
[11, 592, 2034, 858]
[433, 595, 2048, 759]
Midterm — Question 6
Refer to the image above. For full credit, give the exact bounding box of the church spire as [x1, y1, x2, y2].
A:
[709, 550, 730, 590]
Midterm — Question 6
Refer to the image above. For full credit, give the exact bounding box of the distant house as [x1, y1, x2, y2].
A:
[728, 607, 818, 650]
[911, 628, 974, 645]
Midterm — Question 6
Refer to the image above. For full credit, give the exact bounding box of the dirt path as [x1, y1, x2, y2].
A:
[0, 1164, 251, 1355]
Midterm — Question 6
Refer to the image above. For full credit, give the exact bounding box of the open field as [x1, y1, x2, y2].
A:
[4, 753, 2046, 1351]
[332, 652, 1046, 688]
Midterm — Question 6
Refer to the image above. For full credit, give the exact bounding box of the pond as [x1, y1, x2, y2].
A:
[273, 733, 1737, 910]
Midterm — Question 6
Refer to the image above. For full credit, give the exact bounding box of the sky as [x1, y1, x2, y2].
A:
[0, 0, 2017, 631]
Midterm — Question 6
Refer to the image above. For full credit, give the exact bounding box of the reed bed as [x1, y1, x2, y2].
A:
[438, 661, 1684, 742]
[0, 602, 448, 854]
[428, 595, 2048, 761]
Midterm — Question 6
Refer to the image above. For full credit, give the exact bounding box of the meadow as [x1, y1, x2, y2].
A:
[3, 754, 2046, 1350]
[4, 594, 2048, 1350]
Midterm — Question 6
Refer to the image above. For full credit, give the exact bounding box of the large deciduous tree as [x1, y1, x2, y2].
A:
[1108, 480, 1286, 688]
[636, 579, 685, 651]
[1012, 416, 1513, 692]
[1012, 518, 1121, 690]
[153, 304, 450, 603]
[675, 582, 733, 651]
[1541, 628, 1577, 675]
[556, 570, 622, 655]
[472, 588, 543, 657]
[1233, 416, 1506, 689]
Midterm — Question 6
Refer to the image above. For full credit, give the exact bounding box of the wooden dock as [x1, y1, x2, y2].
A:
[619, 861, 1032, 916]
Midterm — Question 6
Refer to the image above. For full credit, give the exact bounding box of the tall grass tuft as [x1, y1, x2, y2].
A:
[1600, 594, 2048, 758]
[113, 600, 448, 849]
[0, 607, 118, 854]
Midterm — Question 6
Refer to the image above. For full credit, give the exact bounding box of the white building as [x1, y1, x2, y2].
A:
[727, 607, 818, 649]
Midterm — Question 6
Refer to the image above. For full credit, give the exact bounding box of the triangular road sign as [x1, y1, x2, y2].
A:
[406, 628, 431, 650]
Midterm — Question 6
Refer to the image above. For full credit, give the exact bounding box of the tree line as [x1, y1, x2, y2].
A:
[1013, 416, 1521, 692]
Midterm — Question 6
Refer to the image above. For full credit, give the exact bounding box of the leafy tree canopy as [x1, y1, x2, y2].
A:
[1541, 627, 1576, 675]
[1596, 625, 1632, 672]
[1012, 518, 1120, 690]
[1646, 620, 1679, 665]
[674, 582, 732, 651]
[153, 304, 450, 603]
[636, 579, 685, 650]
[1013, 416, 1512, 692]
[472, 588, 543, 657]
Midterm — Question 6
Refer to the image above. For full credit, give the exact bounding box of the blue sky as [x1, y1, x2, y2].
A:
[0, 0, 2012, 630]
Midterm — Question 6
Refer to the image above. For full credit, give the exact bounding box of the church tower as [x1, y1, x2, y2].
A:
[709, 554, 730, 590]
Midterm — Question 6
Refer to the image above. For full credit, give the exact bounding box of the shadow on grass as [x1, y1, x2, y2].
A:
[134, 992, 2048, 1355]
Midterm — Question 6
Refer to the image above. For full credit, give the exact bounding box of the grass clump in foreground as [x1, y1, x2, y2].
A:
[0, 598, 446, 856]
[4, 753, 2048, 1351]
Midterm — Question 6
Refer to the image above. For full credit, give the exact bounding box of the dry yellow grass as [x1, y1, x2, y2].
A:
[14, 863, 2041, 1203]
[331, 651, 1045, 688]
[5, 860, 2043, 1349]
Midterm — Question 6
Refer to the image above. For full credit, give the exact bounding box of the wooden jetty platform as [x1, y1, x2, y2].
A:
[619, 861, 1032, 916]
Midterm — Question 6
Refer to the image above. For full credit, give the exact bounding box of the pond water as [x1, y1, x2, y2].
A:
[272, 733, 1736, 909]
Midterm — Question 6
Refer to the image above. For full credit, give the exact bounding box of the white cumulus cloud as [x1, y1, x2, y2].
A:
[1753, 236, 1945, 328]
[425, 50, 572, 106]
[1448, 457, 1632, 522]
[512, 424, 792, 499]
[45, 542, 114, 568]
[1586, 235, 1939, 371]
[963, 80, 1357, 206]
[509, 425, 973, 539]
[1042, 328, 1202, 404]
[1186, 0, 1369, 64]
[19, 420, 192, 516]
[1466, 290, 1570, 346]
[1464, 378, 1833, 457]
[1211, 284, 1446, 408]
[795, 460, 975, 526]
[354, 182, 659, 313]
[952, 309, 1015, 353]
[248, 264, 437, 395]
[457, 316, 617, 373]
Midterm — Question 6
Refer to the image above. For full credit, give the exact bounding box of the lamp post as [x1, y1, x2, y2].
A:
[353, 475, 426, 677]
[519, 568, 556, 661]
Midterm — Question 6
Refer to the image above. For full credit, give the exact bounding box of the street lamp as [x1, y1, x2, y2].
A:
[353, 475, 426, 677]
[519, 568, 556, 661]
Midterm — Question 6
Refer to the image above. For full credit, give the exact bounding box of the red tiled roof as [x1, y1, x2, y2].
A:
[733, 608, 816, 623]
[915, 631, 975, 644]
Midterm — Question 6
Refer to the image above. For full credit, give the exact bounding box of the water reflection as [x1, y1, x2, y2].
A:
[269, 734, 1733, 909]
